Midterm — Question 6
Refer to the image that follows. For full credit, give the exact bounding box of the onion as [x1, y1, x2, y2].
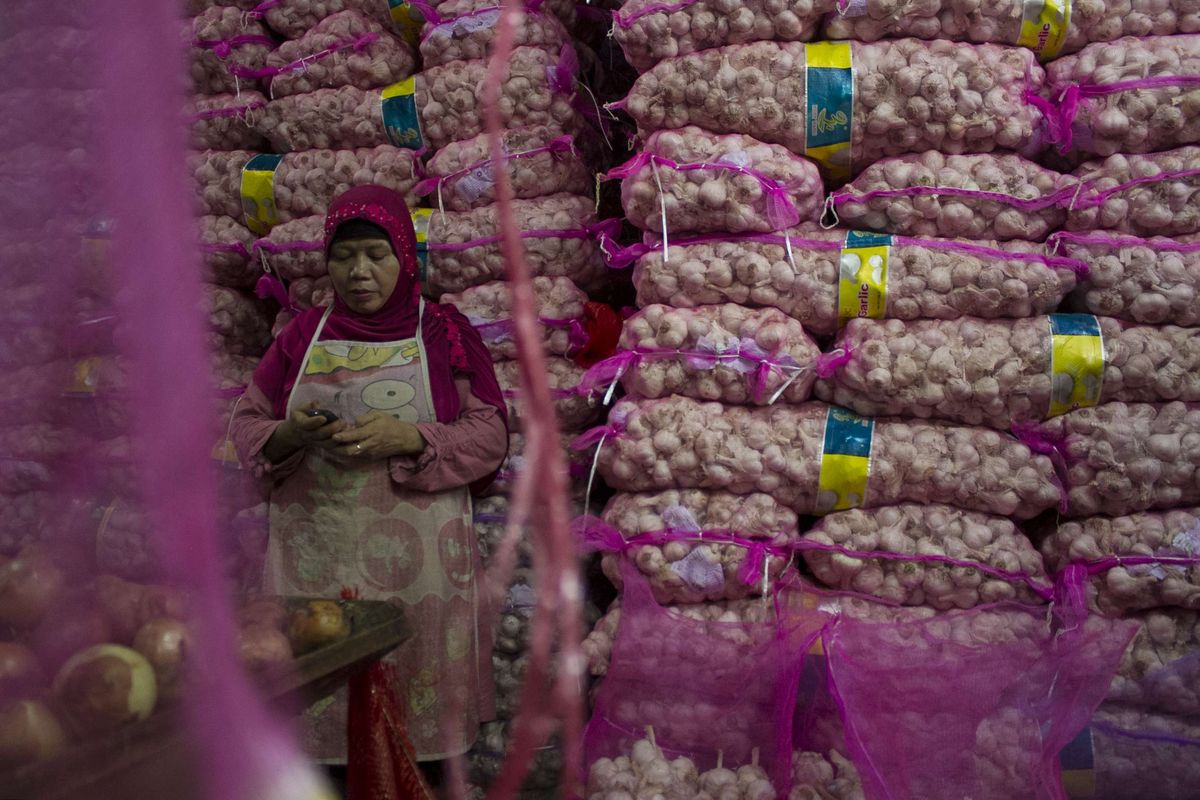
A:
[287, 600, 350, 655]
[94, 575, 187, 644]
[133, 619, 190, 703]
[30, 607, 113, 673]
[137, 586, 186, 629]
[93, 575, 146, 643]
[238, 625, 293, 674]
[0, 642, 42, 698]
[0, 700, 67, 769]
[236, 599, 287, 631]
[0, 548, 65, 631]
[52, 644, 157, 736]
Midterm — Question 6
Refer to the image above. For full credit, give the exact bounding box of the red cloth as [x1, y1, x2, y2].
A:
[574, 301, 622, 368]
[346, 661, 436, 800]
[252, 185, 506, 431]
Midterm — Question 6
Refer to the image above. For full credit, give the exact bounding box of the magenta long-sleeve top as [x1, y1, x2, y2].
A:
[230, 377, 508, 493]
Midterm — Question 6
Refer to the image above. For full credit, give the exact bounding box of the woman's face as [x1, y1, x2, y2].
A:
[327, 235, 401, 315]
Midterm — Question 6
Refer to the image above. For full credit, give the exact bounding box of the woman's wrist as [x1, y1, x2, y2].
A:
[264, 419, 303, 463]
[388, 425, 426, 459]
[406, 427, 427, 456]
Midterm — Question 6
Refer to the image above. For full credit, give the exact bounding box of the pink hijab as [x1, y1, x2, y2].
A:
[252, 186, 507, 434]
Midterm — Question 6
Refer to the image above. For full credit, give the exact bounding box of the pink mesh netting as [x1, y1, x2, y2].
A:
[0, 0, 583, 797]
[822, 601, 1136, 800]
[584, 558, 828, 793]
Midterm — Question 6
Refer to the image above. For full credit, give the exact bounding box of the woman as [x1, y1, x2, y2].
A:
[231, 185, 508, 772]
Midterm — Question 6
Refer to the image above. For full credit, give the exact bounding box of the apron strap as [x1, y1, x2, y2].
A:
[285, 306, 335, 415]
[312, 305, 335, 341]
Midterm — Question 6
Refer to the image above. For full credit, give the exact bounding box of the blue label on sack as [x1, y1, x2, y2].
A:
[805, 42, 854, 180]
[843, 230, 891, 249]
[1049, 313, 1102, 338]
[1059, 725, 1096, 797]
[816, 406, 874, 514]
[381, 77, 423, 150]
[824, 406, 874, 458]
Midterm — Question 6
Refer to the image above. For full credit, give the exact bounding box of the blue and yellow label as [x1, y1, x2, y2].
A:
[241, 153, 283, 235]
[381, 77, 423, 150]
[805, 41, 854, 181]
[838, 230, 890, 325]
[411, 208, 433, 283]
[1059, 725, 1096, 797]
[1048, 314, 1104, 418]
[387, 0, 425, 47]
[817, 406, 874, 514]
[1018, 0, 1071, 61]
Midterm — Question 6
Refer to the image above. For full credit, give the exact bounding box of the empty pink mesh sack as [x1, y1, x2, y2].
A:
[823, 603, 1136, 800]
[584, 558, 828, 794]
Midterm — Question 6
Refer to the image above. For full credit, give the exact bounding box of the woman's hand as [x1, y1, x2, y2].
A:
[331, 411, 426, 461]
[264, 404, 347, 463]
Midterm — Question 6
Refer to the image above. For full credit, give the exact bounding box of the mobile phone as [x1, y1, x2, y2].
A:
[305, 409, 339, 424]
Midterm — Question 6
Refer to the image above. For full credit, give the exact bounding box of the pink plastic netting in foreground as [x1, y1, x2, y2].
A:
[823, 602, 1136, 800]
[0, 1, 586, 798]
[0, 1, 330, 799]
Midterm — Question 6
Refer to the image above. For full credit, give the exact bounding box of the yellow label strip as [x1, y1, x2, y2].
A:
[838, 230, 890, 326]
[1047, 314, 1104, 418]
[816, 406, 874, 514]
[241, 153, 283, 235]
[1017, 0, 1071, 61]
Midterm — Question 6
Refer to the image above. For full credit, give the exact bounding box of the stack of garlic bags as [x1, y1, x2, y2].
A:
[185, 1, 279, 592]
[1035, 35, 1200, 799]
[579, 0, 1200, 796]
[578, 30, 838, 794]
[248, 0, 607, 321]
[46, 3, 277, 590]
[821, 24, 1200, 797]
[185, 4, 279, 363]
[584, 5, 1082, 795]
[218, 0, 424, 331]
[0, 12, 102, 559]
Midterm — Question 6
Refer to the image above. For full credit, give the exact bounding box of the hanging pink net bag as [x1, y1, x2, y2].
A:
[583, 557, 828, 796]
[822, 597, 1136, 800]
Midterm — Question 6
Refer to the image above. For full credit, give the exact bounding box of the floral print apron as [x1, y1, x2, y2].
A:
[267, 301, 492, 763]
